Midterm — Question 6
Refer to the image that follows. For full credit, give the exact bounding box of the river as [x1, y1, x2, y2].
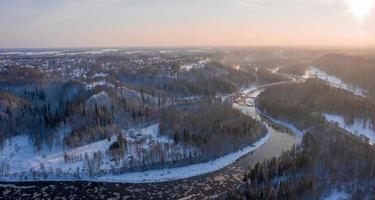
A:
[0, 79, 302, 199]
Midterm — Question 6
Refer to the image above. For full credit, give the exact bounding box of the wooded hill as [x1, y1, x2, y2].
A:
[160, 104, 267, 160]
[221, 125, 375, 200]
[258, 79, 375, 130]
[313, 54, 375, 97]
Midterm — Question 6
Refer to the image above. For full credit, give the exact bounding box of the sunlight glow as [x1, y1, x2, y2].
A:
[346, 0, 374, 19]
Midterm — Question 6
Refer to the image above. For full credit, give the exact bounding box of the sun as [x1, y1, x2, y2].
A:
[345, 0, 374, 19]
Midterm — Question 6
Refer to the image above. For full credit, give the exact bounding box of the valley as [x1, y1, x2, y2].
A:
[1, 47, 375, 199]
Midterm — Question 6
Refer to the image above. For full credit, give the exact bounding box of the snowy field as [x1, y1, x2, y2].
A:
[0, 130, 270, 183]
[303, 66, 366, 97]
[0, 123, 198, 178]
[324, 114, 375, 144]
[95, 133, 270, 183]
[0, 124, 162, 174]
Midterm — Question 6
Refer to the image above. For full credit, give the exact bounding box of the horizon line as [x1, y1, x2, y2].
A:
[1, 44, 375, 51]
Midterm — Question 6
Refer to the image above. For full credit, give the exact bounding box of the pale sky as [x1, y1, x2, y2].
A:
[0, 0, 374, 48]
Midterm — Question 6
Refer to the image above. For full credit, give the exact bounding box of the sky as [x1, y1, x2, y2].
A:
[0, 0, 374, 48]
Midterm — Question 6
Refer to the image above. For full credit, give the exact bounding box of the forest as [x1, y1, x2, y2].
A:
[117, 61, 256, 98]
[220, 124, 375, 199]
[313, 54, 375, 97]
[160, 103, 267, 159]
[257, 79, 375, 131]
[0, 59, 274, 178]
[278, 63, 308, 76]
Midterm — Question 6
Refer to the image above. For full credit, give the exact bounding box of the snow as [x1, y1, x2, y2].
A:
[176, 94, 231, 103]
[92, 72, 108, 78]
[94, 133, 270, 183]
[324, 113, 375, 144]
[0, 125, 72, 174]
[128, 123, 171, 144]
[81, 49, 119, 55]
[269, 66, 280, 74]
[0, 81, 270, 183]
[180, 63, 202, 71]
[124, 50, 141, 55]
[87, 91, 111, 107]
[159, 50, 170, 54]
[0, 74, 278, 183]
[323, 190, 350, 200]
[257, 108, 304, 137]
[303, 66, 366, 97]
[0, 134, 112, 174]
[0, 123, 200, 180]
[0, 183, 36, 189]
[117, 86, 161, 106]
[0, 122, 269, 183]
[240, 85, 259, 96]
[85, 80, 114, 90]
[0, 135, 40, 174]
[180, 58, 210, 71]
[70, 68, 88, 79]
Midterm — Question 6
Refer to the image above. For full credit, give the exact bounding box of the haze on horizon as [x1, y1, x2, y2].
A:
[0, 0, 375, 48]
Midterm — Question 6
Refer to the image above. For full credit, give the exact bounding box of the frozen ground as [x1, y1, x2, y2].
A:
[303, 66, 366, 97]
[324, 113, 375, 144]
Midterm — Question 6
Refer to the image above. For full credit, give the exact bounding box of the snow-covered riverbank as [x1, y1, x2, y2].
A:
[257, 108, 305, 137]
[303, 66, 366, 97]
[324, 114, 375, 144]
[0, 133, 270, 183]
[94, 133, 270, 183]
